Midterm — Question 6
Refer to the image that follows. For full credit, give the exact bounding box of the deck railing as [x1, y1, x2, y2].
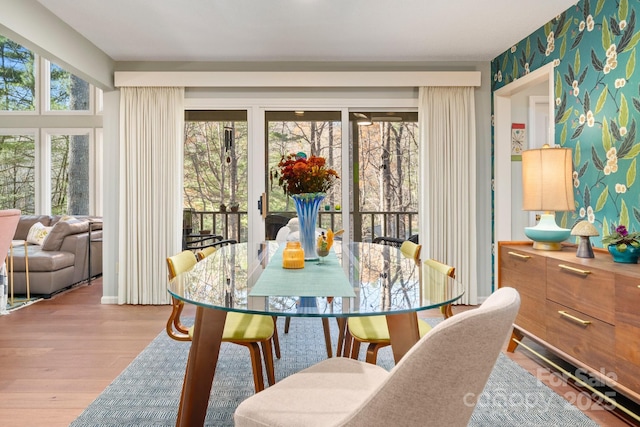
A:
[184, 209, 418, 243]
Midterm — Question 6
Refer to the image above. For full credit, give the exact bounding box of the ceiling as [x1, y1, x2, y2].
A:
[36, 0, 577, 63]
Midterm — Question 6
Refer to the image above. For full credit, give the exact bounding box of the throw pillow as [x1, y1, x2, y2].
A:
[26, 222, 53, 245]
[41, 219, 89, 251]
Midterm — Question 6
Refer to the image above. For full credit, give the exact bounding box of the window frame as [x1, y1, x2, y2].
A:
[42, 127, 96, 215]
[42, 58, 95, 115]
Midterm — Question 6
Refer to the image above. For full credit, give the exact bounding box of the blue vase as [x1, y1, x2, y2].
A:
[292, 192, 325, 261]
[607, 245, 640, 264]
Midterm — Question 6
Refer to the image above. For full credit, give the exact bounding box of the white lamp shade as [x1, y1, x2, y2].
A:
[522, 147, 575, 212]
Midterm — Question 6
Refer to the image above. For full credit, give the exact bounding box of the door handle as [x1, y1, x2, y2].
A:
[258, 193, 267, 219]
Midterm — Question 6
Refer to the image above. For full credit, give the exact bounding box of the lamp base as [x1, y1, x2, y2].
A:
[524, 213, 571, 251]
[532, 241, 563, 251]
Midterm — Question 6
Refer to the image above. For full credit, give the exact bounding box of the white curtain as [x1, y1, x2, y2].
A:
[419, 87, 477, 305]
[118, 87, 184, 304]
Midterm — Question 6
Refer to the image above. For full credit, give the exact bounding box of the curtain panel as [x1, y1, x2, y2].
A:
[419, 87, 478, 305]
[118, 87, 184, 304]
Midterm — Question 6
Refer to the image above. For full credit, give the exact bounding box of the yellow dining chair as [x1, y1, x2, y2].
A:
[166, 250, 276, 392]
[347, 250, 455, 364]
[424, 258, 456, 319]
[195, 245, 282, 359]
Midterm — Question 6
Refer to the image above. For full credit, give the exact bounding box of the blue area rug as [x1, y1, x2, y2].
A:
[70, 318, 599, 426]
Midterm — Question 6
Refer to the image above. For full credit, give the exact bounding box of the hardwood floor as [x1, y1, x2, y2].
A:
[0, 280, 636, 426]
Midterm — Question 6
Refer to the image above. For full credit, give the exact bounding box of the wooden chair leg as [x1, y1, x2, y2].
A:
[271, 317, 281, 359]
[166, 300, 190, 341]
[245, 342, 265, 393]
[284, 317, 291, 333]
[336, 318, 347, 356]
[172, 298, 190, 334]
[261, 340, 276, 386]
[350, 340, 361, 360]
[441, 304, 454, 319]
[322, 318, 332, 358]
[342, 328, 354, 358]
[365, 343, 385, 365]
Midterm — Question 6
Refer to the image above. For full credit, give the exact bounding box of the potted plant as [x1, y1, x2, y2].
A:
[230, 202, 239, 212]
[602, 224, 640, 263]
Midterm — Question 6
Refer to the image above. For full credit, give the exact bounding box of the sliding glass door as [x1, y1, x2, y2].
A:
[265, 110, 343, 240]
[183, 110, 248, 242]
[182, 108, 418, 245]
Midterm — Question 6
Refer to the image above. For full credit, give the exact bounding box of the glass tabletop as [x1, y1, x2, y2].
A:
[168, 241, 464, 318]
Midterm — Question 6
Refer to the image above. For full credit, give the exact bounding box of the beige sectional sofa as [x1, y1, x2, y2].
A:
[9, 215, 103, 297]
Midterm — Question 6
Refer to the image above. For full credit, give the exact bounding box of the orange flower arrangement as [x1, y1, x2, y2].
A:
[273, 153, 339, 195]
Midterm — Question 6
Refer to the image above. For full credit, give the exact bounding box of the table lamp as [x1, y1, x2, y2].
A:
[522, 145, 575, 250]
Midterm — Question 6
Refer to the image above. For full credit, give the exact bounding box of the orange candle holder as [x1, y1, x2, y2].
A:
[282, 241, 305, 269]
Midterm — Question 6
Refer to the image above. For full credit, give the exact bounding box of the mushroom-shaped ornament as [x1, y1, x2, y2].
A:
[571, 221, 599, 258]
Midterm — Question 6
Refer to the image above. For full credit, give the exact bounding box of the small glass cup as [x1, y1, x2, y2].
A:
[317, 247, 329, 264]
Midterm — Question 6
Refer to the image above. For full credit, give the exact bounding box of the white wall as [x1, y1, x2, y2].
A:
[473, 61, 493, 299]
[100, 90, 120, 303]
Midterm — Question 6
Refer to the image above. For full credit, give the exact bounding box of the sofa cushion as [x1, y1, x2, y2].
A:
[42, 219, 90, 251]
[14, 215, 53, 240]
[26, 222, 53, 245]
[8, 245, 75, 272]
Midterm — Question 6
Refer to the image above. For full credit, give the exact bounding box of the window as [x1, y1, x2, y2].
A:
[0, 36, 36, 112]
[48, 61, 91, 112]
[0, 35, 102, 215]
[49, 131, 92, 215]
[0, 133, 35, 212]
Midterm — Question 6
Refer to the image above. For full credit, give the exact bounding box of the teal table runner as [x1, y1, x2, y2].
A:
[250, 245, 356, 297]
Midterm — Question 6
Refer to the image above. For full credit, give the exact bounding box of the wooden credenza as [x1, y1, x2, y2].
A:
[498, 241, 640, 404]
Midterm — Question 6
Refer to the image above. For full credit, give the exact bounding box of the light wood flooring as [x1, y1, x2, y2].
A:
[0, 279, 637, 427]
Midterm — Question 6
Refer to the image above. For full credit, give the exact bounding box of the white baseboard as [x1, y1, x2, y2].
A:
[101, 295, 118, 304]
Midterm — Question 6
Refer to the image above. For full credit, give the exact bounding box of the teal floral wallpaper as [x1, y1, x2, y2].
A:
[492, 0, 640, 246]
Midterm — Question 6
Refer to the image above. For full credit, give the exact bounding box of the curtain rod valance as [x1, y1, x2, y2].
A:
[114, 71, 481, 88]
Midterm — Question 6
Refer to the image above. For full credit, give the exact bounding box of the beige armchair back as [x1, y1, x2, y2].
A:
[235, 287, 521, 427]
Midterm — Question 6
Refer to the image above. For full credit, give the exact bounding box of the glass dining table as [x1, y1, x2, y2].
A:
[168, 241, 464, 427]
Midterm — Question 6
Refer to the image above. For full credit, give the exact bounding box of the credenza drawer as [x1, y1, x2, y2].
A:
[546, 300, 614, 371]
[499, 246, 546, 339]
[546, 260, 615, 325]
[616, 275, 640, 328]
[615, 276, 640, 392]
[616, 322, 640, 392]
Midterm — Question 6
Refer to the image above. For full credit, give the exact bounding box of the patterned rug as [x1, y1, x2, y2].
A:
[0, 297, 42, 315]
[71, 318, 599, 427]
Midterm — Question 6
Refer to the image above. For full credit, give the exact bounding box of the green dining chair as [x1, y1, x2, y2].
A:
[166, 250, 276, 392]
[347, 249, 455, 364]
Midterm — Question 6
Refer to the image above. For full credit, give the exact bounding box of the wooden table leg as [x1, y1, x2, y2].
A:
[385, 312, 420, 364]
[175, 306, 227, 427]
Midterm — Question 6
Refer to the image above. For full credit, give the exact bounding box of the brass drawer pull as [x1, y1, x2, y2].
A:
[558, 264, 591, 275]
[508, 251, 531, 259]
[558, 310, 591, 325]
